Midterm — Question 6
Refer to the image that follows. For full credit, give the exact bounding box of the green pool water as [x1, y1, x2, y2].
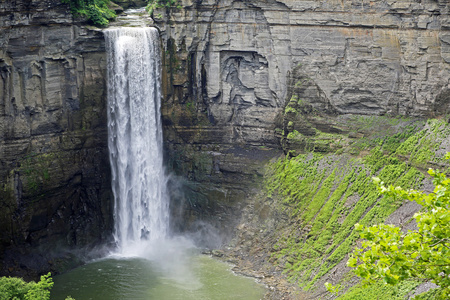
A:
[51, 254, 265, 300]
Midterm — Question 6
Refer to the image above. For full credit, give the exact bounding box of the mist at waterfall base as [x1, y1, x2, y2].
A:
[50, 27, 264, 299]
[104, 25, 208, 277]
[104, 27, 221, 257]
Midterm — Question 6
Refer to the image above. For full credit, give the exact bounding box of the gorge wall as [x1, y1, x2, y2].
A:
[0, 0, 112, 278]
[0, 0, 449, 289]
[155, 1, 450, 297]
[157, 0, 450, 117]
[155, 0, 450, 242]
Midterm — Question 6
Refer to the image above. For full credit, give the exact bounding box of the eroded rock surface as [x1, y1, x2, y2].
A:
[158, 0, 449, 116]
[1, 0, 449, 284]
[0, 0, 112, 278]
[155, 0, 449, 242]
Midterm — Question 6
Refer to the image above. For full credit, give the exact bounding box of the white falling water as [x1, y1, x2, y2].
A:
[104, 27, 169, 255]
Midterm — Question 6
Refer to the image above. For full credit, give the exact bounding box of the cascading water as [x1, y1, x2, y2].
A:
[52, 19, 265, 300]
[104, 27, 169, 255]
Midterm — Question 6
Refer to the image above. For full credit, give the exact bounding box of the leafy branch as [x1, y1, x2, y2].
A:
[343, 153, 450, 298]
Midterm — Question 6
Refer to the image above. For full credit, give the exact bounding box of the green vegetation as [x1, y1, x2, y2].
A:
[0, 273, 74, 300]
[61, 0, 116, 26]
[21, 152, 59, 196]
[286, 129, 300, 140]
[267, 151, 422, 290]
[264, 118, 449, 296]
[284, 106, 298, 115]
[346, 154, 450, 299]
[146, 0, 181, 15]
[337, 279, 420, 300]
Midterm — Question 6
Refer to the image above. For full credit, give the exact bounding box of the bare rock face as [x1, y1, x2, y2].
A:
[0, 0, 112, 278]
[156, 0, 449, 240]
[158, 0, 450, 117]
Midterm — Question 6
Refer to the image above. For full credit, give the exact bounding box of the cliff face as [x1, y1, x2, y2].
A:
[158, 0, 449, 117]
[156, 0, 450, 240]
[0, 0, 112, 278]
[0, 0, 449, 281]
[154, 1, 450, 297]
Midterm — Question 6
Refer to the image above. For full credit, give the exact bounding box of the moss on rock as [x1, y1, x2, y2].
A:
[224, 117, 450, 299]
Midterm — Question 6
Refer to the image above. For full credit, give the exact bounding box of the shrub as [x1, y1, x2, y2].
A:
[61, 0, 116, 26]
[346, 153, 450, 299]
[0, 273, 74, 300]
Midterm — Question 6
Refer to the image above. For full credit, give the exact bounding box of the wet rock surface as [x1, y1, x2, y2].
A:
[210, 190, 309, 299]
[0, 0, 113, 279]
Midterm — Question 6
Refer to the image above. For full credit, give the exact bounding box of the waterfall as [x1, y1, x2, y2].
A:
[104, 27, 169, 255]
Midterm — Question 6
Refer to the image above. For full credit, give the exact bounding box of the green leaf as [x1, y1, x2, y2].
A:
[347, 154, 450, 292]
[347, 256, 358, 268]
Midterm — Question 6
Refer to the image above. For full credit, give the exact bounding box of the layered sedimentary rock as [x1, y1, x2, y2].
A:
[158, 0, 449, 117]
[154, 2, 450, 297]
[155, 0, 449, 239]
[0, 0, 112, 278]
[0, 0, 449, 279]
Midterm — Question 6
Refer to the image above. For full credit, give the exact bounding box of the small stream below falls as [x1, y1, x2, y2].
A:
[51, 254, 265, 300]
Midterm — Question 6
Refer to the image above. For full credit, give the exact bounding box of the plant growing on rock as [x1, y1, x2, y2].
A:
[346, 153, 450, 298]
[61, 0, 116, 26]
[146, 0, 181, 15]
[284, 106, 298, 115]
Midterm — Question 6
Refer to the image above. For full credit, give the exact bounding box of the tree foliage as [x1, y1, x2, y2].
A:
[0, 273, 53, 300]
[0, 273, 74, 300]
[61, 0, 116, 26]
[347, 153, 450, 298]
